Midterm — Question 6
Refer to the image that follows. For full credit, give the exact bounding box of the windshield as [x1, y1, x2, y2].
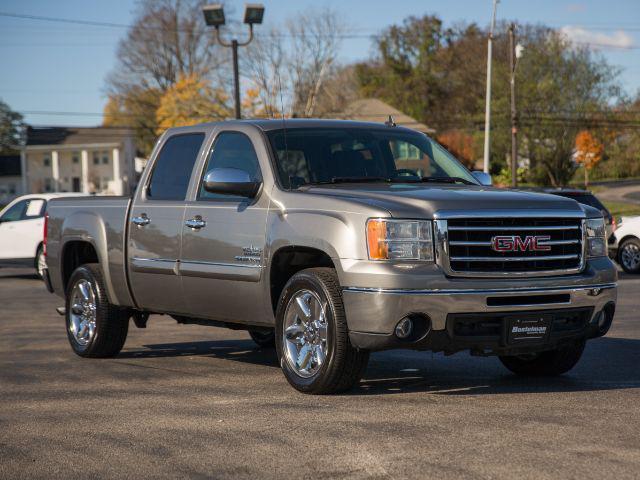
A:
[265, 127, 478, 189]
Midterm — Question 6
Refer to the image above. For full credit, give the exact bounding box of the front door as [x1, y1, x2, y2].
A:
[180, 130, 269, 324]
[0, 198, 46, 260]
[127, 132, 206, 313]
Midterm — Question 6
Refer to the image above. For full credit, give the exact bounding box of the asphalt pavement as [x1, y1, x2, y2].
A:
[1, 267, 639, 479]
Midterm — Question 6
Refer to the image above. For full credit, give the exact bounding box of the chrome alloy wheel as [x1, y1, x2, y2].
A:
[69, 279, 97, 346]
[621, 242, 640, 271]
[37, 251, 47, 278]
[282, 289, 328, 378]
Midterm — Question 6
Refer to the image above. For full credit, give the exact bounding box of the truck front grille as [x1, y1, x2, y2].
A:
[440, 217, 584, 277]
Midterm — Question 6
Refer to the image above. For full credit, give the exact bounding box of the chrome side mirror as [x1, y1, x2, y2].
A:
[203, 168, 261, 198]
[472, 171, 492, 186]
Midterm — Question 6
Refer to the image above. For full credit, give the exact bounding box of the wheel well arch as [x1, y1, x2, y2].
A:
[269, 246, 335, 313]
[61, 240, 99, 291]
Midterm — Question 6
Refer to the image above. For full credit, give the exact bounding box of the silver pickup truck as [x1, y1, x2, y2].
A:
[43, 119, 617, 394]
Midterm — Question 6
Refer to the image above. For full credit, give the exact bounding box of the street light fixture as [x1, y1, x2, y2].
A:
[202, 3, 265, 119]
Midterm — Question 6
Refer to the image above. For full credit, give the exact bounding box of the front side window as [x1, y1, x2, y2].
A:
[199, 131, 261, 200]
[147, 133, 205, 201]
[266, 128, 477, 189]
[0, 200, 27, 222]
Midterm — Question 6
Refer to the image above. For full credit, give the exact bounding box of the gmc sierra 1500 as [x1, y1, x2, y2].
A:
[43, 119, 617, 394]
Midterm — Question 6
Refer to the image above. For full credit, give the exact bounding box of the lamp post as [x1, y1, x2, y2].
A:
[509, 23, 524, 188]
[202, 3, 265, 119]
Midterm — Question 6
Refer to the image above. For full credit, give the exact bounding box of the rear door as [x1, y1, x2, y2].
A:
[180, 128, 270, 323]
[128, 132, 206, 313]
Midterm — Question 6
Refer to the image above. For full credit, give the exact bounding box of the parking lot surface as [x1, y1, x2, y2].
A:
[1, 268, 639, 479]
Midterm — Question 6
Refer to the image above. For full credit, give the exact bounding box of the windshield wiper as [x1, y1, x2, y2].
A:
[408, 176, 477, 186]
[330, 176, 390, 184]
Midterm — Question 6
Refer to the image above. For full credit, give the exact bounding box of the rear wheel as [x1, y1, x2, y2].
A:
[65, 264, 129, 358]
[499, 339, 586, 376]
[619, 237, 640, 274]
[275, 268, 369, 394]
[249, 329, 275, 348]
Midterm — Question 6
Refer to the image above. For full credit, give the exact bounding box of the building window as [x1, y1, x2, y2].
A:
[44, 178, 53, 192]
[72, 151, 80, 164]
[93, 152, 100, 165]
[102, 151, 109, 164]
[43, 156, 50, 167]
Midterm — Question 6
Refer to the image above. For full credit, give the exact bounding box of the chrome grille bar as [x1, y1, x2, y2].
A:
[450, 254, 580, 262]
[449, 239, 580, 246]
[447, 225, 580, 231]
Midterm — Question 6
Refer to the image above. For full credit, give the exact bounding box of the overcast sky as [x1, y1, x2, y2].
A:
[1, 0, 638, 127]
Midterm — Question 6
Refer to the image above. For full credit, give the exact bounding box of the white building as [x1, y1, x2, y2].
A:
[22, 127, 136, 196]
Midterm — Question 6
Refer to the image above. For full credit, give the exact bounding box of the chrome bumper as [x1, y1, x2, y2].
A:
[343, 283, 617, 334]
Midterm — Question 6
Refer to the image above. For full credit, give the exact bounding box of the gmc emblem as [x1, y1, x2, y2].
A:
[491, 235, 551, 252]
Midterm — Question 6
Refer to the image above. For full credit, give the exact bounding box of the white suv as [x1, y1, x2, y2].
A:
[0, 193, 87, 277]
[613, 215, 640, 274]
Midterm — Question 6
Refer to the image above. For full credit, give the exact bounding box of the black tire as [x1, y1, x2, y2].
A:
[275, 267, 369, 394]
[65, 263, 129, 358]
[249, 329, 275, 348]
[499, 339, 586, 376]
[618, 237, 640, 274]
[35, 245, 45, 279]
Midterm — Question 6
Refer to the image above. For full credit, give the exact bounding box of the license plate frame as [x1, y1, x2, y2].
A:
[506, 314, 553, 344]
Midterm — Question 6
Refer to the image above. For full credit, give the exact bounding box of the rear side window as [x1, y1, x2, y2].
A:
[147, 133, 205, 200]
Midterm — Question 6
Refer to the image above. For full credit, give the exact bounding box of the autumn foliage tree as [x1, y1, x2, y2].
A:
[574, 130, 603, 187]
[156, 74, 230, 133]
[437, 130, 476, 168]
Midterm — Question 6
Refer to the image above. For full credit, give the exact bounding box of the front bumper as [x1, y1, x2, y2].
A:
[344, 283, 616, 353]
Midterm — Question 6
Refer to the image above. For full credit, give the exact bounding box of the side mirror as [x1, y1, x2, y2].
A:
[203, 168, 261, 198]
[472, 171, 492, 186]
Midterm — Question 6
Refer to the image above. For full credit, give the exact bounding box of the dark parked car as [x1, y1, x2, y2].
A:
[541, 189, 616, 253]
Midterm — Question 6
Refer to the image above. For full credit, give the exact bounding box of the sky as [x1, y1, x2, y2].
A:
[1, 0, 639, 127]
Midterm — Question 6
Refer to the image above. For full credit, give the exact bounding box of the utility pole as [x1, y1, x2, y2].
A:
[509, 23, 518, 188]
[483, 0, 499, 174]
[231, 39, 241, 120]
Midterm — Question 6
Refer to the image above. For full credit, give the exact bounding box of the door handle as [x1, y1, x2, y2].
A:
[185, 216, 206, 230]
[132, 215, 150, 227]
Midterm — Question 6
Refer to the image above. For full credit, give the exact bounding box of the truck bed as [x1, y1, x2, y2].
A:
[46, 195, 134, 307]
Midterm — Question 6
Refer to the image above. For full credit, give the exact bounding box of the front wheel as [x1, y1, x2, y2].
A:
[499, 340, 586, 376]
[618, 237, 640, 274]
[275, 268, 369, 394]
[35, 245, 46, 279]
[65, 264, 129, 358]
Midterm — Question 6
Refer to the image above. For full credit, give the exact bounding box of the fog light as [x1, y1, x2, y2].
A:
[395, 317, 413, 339]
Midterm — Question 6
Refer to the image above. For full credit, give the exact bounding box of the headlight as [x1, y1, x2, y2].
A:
[586, 217, 606, 258]
[366, 219, 434, 261]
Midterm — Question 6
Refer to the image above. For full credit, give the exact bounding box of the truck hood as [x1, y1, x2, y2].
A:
[301, 183, 588, 218]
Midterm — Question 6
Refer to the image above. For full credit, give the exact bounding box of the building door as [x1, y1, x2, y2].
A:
[72, 177, 81, 192]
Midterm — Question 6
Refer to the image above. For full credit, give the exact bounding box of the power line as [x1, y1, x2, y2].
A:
[0, 11, 637, 49]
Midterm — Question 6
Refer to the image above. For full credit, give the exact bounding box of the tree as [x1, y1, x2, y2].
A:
[575, 130, 603, 187]
[104, 0, 230, 155]
[437, 130, 476, 168]
[354, 16, 621, 185]
[0, 99, 24, 154]
[243, 8, 346, 118]
[103, 87, 162, 155]
[156, 73, 230, 132]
